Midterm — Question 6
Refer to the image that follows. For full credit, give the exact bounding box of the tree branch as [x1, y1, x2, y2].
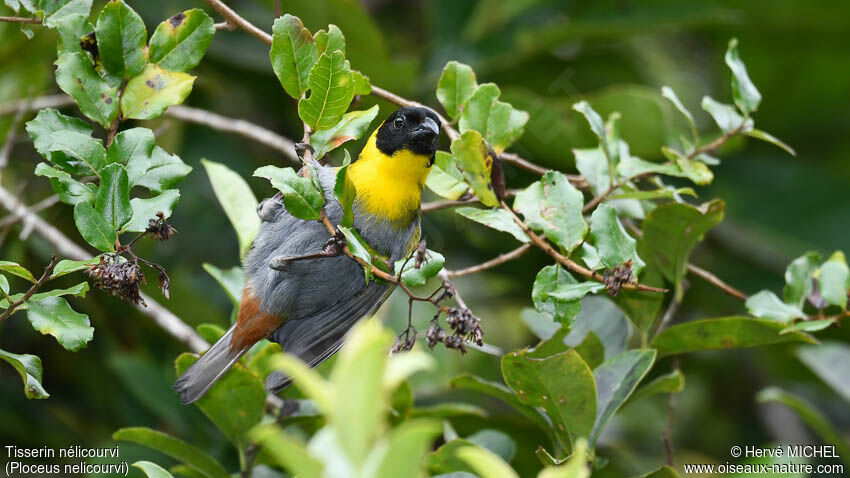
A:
[0, 254, 58, 321]
[0, 16, 41, 24]
[445, 244, 532, 278]
[686, 263, 748, 300]
[421, 198, 480, 213]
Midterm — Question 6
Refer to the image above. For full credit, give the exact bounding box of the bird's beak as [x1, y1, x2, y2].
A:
[410, 117, 440, 141]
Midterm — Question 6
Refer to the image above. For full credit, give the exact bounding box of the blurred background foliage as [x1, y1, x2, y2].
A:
[1, 0, 848, 476]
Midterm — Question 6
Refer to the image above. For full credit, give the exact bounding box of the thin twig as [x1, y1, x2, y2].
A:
[581, 181, 622, 214]
[687, 122, 746, 160]
[203, 0, 273, 45]
[445, 244, 532, 278]
[0, 97, 27, 170]
[0, 255, 58, 321]
[0, 16, 41, 24]
[214, 21, 235, 31]
[421, 198, 479, 213]
[686, 263, 748, 300]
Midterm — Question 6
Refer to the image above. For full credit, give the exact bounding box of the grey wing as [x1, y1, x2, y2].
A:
[265, 282, 392, 392]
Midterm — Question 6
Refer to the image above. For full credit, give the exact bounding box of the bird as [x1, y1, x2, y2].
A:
[174, 106, 441, 404]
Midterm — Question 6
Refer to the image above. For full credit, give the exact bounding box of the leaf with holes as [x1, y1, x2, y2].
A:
[270, 14, 318, 99]
[311, 105, 379, 159]
[149, 9, 215, 72]
[298, 51, 355, 130]
[514, 171, 587, 253]
[121, 64, 196, 120]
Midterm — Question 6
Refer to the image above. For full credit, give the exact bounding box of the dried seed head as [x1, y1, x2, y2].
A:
[87, 254, 146, 306]
[604, 260, 634, 297]
[146, 212, 177, 241]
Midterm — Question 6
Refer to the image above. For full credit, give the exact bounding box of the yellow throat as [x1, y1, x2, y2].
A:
[346, 130, 432, 224]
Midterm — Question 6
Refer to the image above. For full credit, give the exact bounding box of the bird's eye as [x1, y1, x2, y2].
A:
[393, 117, 405, 129]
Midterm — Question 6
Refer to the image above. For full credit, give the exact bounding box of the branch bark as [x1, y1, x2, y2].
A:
[0, 16, 41, 24]
[0, 254, 58, 321]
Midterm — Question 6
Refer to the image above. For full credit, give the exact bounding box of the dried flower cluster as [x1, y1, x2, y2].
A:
[146, 212, 178, 241]
[426, 307, 483, 354]
[87, 254, 146, 306]
[604, 260, 634, 297]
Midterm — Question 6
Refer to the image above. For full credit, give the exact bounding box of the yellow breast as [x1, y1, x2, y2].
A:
[347, 132, 431, 224]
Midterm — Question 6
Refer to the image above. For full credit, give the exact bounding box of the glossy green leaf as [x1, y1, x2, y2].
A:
[661, 86, 698, 143]
[451, 131, 498, 206]
[298, 50, 355, 130]
[202, 159, 259, 259]
[650, 317, 816, 357]
[625, 369, 685, 407]
[148, 9, 215, 72]
[613, 244, 665, 333]
[54, 13, 93, 55]
[572, 100, 610, 159]
[47, 130, 108, 176]
[25, 108, 94, 173]
[756, 387, 850, 467]
[121, 64, 196, 120]
[109, 127, 154, 179]
[456, 445, 519, 478]
[537, 439, 590, 478]
[437, 61, 478, 120]
[394, 249, 445, 287]
[26, 296, 93, 352]
[95, 0, 147, 78]
[270, 14, 318, 99]
[502, 349, 597, 451]
[34, 163, 94, 205]
[425, 151, 469, 200]
[175, 354, 265, 444]
[547, 282, 605, 302]
[41, 0, 93, 29]
[819, 251, 849, 310]
[314, 24, 345, 55]
[745, 290, 805, 322]
[131, 145, 192, 193]
[95, 163, 132, 232]
[0, 261, 36, 283]
[50, 258, 99, 279]
[590, 204, 645, 276]
[589, 349, 656, 446]
[352, 70, 371, 96]
[780, 319, 835, 335]
[311, 105, 379, 159]
[701, 96, 751, 134]
[0, 348, 49, 399]
[459, 83, 527, 152]
[254, 166, 325, 220]
[724, 38, 761, 114]
[616, 154, 682, 181]
[73, 200, 117, 251]
[250, 424, 323, 478]
[132, 461, 174, 478]
[455, 207, 529, 243]
[201, 263, 243, 308]
[642, 200, 725, 301]
[796, 342, 850, 402]
[783, 252, 821, 307]
[532, 265, 582, 325]
[334, 152, 356, 227]
[125, 189, 180, 232]
[1, 283, 90, 310]
[114, 427, 229, 478]
[514, 171, 586, 253]
[55, 52, 119, 128]
[744, 129, 796, 156]
[338, 225, 375, 282]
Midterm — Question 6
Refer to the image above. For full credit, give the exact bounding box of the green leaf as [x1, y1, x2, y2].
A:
[334, 152, 356, 227]
[796, 342, 850, 402]
[40, 0, 92, 29]
[132, 461, 174, 478]
[459, 83, 527, 152]
[1, 283, 90, 311]
[50, 258, 99, 279]
[532, 265, 582, 325]
[375, 420, 443, 478]
[202, 159, 260, 259]
[48, 130, 108, 176]
[55, 52, 119, 128]
[616, 153, 682, 181]
[451, 131, 498, 207]
[609, 187, 696, 201]
[202, 263, 244, 308]
[0, 348, 49, 399]
[26, 296, 93, 352]
[744, 129, 796, 156]
[589, 349, 656, 446]
[95, 163, 132, 232]
[314, 24, 345, 55]
[95, 0, 147, 78]
[73, 200, 116, 251]
[250, 424, 323, 478]
[54, 13, 93, 55]
[514, 172, 587, 253]
[0, 261, 36, 283]
[352, 70, 371, 95]
[502, 349, 597, 451]
[455, 207, 529, 243]
[25, 108, 93, 173]
[590, 203, 645, 276]
[642, 200, 725, 301]
[572, 101, 609, 154]
[425, 439, 478, 476]
[819, 251, 849, 310]
[625, 369, 685, 407]
[338, 225, 374, 282]
[175, 354, 265, 444]
[131, 145, 192, 193]
[121, 64, 196, 120]
[745, 290, 805, 322]
[311, 105, 379, 159]
[425, 151, 469, 200]
[437, 61, 478, 120]
[455, 445, 519, 478]
[661, 86, 698, 144]
[114, 427, 229, 478]
[537, 439, 590, 478]
[724, 38, 761, 114]
[125, 189, 180, 232]
[270, 14, 318, 99]
[393, 249, 445, 287]
[650, 317, 816, 357]
[109, 127, 155, 179]
[547, 282, 606, 302]
[780, 319, 835, 335]
[298, 50, 355, 130]
[756, 387, 850, 468]
[701, 96, 751, 134]
[253, 166, 325, 220]
[34, 163, 94, 205]
[148, 9, 215, 72]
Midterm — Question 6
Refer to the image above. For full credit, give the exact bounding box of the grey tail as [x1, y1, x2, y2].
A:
[174, 325, 248, 404]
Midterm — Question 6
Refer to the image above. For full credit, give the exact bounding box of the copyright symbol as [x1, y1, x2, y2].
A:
[731, 446, 742, 457]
